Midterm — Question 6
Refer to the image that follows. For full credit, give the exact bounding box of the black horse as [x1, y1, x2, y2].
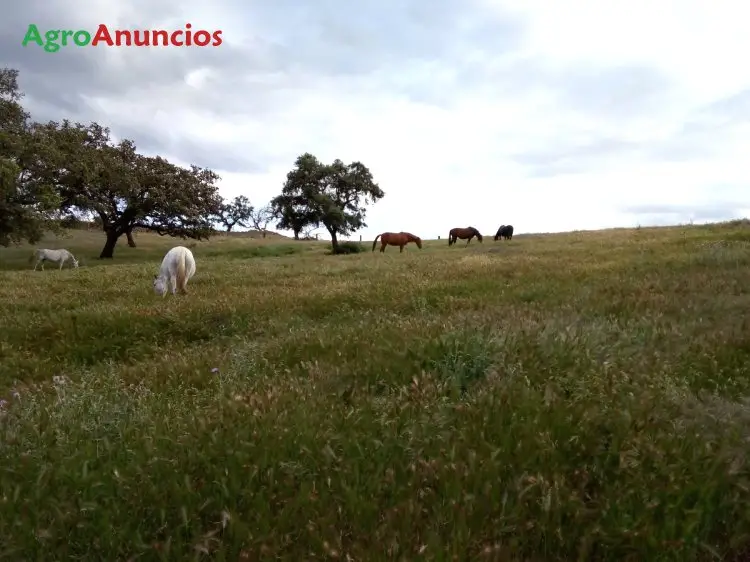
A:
[494, 224, 514, 241]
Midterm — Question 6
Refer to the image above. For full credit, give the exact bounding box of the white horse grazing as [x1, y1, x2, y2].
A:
[32, 248, 79, 271]
[153, 246, 196, 297]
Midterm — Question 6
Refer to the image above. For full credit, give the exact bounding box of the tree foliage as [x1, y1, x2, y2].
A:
[271, 153, 384, 248]
[48, 121, 222, 258]
[215, 195, 254, 232]
[0, 66, 224, 258]
[3, 67, 386, 259]
[0, 68, 63, 246]
[270, 192, 318, 240]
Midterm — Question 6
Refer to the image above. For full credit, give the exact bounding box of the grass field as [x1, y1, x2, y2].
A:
[2, 221, 750, 560]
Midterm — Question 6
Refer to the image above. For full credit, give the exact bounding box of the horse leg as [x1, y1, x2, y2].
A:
[380, 243, 386, 253]
[400, 245, 404, 253]
[59, 260, 64, 270]
[170, 277, 177, 295]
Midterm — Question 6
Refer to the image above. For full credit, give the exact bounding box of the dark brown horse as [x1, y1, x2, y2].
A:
[448, 226, 483, 246]
[372, 232, 423, 253]
[494, 224, 514, 241]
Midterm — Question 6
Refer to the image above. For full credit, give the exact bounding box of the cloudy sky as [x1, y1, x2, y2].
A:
[3, 0, 750, 239]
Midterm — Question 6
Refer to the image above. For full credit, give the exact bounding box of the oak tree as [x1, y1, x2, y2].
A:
[270, 192, 318, 240]
[272, 153, 384, 250]
[50, 121, 222, 258]
[215, 195, 253, 232]
[0, 68, 63, 246]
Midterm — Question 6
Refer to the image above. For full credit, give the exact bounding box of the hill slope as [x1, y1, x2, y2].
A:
[1, 220, 750, 559]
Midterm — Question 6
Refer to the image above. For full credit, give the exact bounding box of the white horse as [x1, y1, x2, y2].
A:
[32, 248, 79, 271]
[153, 246, 196, 296]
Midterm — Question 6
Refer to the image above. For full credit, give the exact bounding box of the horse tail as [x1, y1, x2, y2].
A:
[176, 249, 187, 291]
[372, 234, 381, 252]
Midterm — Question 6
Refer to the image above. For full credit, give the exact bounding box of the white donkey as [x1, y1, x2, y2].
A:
[153, 246, 196, 296]
[32, 248, 79, 271]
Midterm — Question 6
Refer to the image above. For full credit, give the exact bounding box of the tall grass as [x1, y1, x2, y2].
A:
[1, 222, 750, 560]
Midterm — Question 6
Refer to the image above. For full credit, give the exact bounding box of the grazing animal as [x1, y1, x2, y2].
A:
[31, 248, 79, 271]
[494, 224, 514, 241]
[448, 226, 483, 246]
[153, 246, 196, 297]
[372, 232, 423, 253]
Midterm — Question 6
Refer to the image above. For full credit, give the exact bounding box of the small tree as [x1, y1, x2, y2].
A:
[215, 195, 254, 232]
[272, 153, 384, 251]
[249, 204, 274, 238]
[316, 158, 384, 251]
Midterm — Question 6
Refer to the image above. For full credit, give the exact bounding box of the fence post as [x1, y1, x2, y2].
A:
[438, 235, 440, 240]
[359, 235, 362, 241]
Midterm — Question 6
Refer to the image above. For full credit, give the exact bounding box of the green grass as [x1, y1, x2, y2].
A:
[1, 221, 750, 560]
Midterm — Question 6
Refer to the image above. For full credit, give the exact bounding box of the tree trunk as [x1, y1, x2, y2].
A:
[262, 229, 267, 238]
[330, 230, 339, 252]
[126, 228, 137, 248]
[226, 223, 234, 232]
[100, 229, 121, 259]
[293, 229, 300, 240]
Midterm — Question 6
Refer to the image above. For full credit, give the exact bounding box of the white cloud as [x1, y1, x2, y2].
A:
[8, 0, 750, 239]
[216, 0, 750, 238]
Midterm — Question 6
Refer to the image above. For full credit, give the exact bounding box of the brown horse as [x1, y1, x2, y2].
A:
[372, 232, 423, 253]
[448, 226, 483, 246]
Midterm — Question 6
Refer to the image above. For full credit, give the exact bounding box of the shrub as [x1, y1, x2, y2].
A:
[331, 241, 365, 255]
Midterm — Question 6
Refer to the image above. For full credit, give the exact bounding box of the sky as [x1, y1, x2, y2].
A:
[3, 0, 750, 240]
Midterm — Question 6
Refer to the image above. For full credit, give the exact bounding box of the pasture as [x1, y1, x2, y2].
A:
[1, 222, 750, 560]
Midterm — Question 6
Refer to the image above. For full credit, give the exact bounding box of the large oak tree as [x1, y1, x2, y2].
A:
[1, 67, 224, 256]
[47, 121, 222, 258]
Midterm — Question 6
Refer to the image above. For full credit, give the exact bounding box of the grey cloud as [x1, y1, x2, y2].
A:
[640, 88, 750, 163]
[644, 129, 723, 163]
[551, 64, 673, 119]
[244, 0, 525, 77]
[446, 59, 674, 117]
[510, 137, 642, 178]
[439, 60, 675, 176]
[0, 0, 683, 183]
[3, 0, 526, 175]
[622, 202, 748, 223]
[3, 0, 262, 173]
[111, 126, 266, 175]
[511, 66, 748, 173]
[695, 88, 750, 124]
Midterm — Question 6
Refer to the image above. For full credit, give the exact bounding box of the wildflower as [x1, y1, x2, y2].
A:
[211, 367, 220, 374]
